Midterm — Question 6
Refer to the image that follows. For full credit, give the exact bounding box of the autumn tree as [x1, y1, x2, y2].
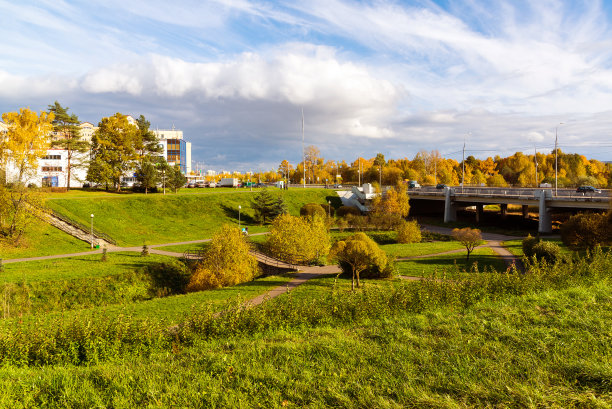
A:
[187, 225, 259, 291]
[47, 101, 89, 190]
[87, 113, 140, 191]
[266, 213, 330, 264]
[370, 183, 410, 218]
[1, 108, 54, 183]
[451, 228, 482, 260]
[329, 232, 389, 290]
[560, 213, 610, 250]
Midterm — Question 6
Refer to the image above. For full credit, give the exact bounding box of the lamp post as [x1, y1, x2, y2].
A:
[327, 200, 331, 218]
[554, 122, 564, 196]
[90, 214, 94, 249]
[238, 205, 241, 230]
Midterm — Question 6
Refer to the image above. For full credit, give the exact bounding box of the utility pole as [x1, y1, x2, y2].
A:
[555, 123, 564, 196]
[434, 159, 437, 185]
[534, 144, 538, 187]
[302, 108, 305, 189]
[462, 137, 466, 193]
[358, 157, 361, 186]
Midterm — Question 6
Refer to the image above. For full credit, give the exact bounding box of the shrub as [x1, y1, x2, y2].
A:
[369, 213, 402, 230]
[560, 212, 610, 250]
[396, 220, 422, 243]
[300, 203, 326, 218]
[336, 205, 361, 218]
[265, 213, 330, 264]
[522, 234, 540, 257]
[329, 232, 390, 289]
[531, 241, 561, 264]
[187, 225, 259, 291]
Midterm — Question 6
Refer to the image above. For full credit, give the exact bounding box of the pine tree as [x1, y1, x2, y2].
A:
[251, 189, 286, 224]
[47, 102, 89, 190]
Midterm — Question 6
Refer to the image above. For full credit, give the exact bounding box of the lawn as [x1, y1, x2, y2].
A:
[395, 247, 508, 276]
[47, 189, 336, 246]
[381, 240, 465, 258]
[0, 252, 175, 284]
[503, 238, 573, 257]
[0, 217, 91, 260]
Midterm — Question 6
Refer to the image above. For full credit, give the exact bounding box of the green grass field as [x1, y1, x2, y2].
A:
[47, 189, 336, 246]
[0, 217, 91, 260]
[0, 264, 609, 407]
[503, 238, 572, 257]
[395, 247, 507, 276]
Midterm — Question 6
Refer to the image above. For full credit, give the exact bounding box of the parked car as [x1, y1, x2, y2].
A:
[576, 186, 601, 194]
[436, 183, 447, 189]
[208, 182, 217, 188]
[187, 183, 196, 188]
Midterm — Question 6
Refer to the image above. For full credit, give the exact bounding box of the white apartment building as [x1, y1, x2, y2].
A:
[1, 116, 193, 188]
[153, 127, 192, 175]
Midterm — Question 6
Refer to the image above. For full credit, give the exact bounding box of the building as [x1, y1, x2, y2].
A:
[1, 116, 193, 188]
[153, 127, 192, 174]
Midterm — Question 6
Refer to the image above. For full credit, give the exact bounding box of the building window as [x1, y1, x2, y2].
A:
[42, 166, 62, 172]
[42, 154, 62, 160]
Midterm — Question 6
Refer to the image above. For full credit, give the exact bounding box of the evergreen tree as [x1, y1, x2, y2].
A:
[252, 188, 286, 224]
[135, 115, 163, 162]
[135, 159, 159, 194]
[47, 101, 89, 190]
[167, 164, 187, 193]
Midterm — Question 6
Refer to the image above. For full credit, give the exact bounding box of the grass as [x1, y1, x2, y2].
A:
[0, 217, 91, 260]
[47, 189, 336, 246]
[0, 252, 175, 284]
[503, 238, 572, 257]
[0, 272, 609, 407]
[381, 240, 465, 258]
[395, 247, 508, 277]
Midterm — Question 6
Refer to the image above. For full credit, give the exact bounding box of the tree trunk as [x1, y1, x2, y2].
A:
[356, 270, 361, 288]
[66, 151, 71, 191]
[351, 267, 355, 291]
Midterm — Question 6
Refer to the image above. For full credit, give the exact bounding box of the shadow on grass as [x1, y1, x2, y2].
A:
[220, 204, 256, 225]
[397, 254, 506, 272]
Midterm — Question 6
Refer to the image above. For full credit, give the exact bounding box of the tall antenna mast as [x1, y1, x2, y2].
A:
[302, 108, 305, 189]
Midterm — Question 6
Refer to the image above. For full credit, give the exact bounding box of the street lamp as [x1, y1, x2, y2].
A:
[555, 122, 564, 196]
[90, 214, 94, 249]
[238, 205, 241, 230]
[327, 200, 331, 218]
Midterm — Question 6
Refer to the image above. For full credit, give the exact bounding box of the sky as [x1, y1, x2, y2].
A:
[1, 0, 612, 172]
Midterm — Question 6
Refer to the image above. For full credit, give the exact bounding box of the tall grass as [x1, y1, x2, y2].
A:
[0, 248, 607, 368]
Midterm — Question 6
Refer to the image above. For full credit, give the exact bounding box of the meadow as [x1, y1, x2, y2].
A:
[0, 248, 608, 407]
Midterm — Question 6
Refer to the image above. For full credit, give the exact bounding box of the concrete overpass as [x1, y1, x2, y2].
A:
[408, 187, 610, 233]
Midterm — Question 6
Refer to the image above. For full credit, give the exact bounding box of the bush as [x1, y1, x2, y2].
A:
[522, 234, 540, 257]
[300, 203, 326, 218]
[531, 241, 561, 263]
[265, 214, 330, 265]
[369, 213, 402, 230]
[336, 205, 361, 218]
[560, 212, 610, 250]
[187, 225, 259, 291]
[396, 220, 422, 244]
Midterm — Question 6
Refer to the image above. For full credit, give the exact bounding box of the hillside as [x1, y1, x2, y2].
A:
[46, 188, 338, 246]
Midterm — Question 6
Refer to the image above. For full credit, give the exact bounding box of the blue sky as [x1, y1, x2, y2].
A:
[1, 0, 612, 171]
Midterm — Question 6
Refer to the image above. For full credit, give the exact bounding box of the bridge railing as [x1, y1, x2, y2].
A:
[411, 186, 610, 201]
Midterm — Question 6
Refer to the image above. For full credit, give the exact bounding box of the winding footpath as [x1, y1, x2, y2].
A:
[4, 225, 524, 305]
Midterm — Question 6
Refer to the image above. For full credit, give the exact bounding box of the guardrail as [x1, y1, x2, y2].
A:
[183, 249, 206, 260]
[411, 187, 610, 201]
[48, 209, 118, 245]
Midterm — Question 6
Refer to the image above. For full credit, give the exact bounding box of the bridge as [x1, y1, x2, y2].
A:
[409, 187, 610, 233]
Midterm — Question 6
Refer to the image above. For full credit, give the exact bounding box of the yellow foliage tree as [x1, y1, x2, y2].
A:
[266, 213, 330, 264]
[329, 232, 389, 290]
[451, 228, 482, 260]
[370, 183, 410, 218]
[186, 225, 259, 291]
[1, 108, 54, 183]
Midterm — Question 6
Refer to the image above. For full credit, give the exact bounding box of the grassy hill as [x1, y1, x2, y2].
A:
[46, 188, 338, 246]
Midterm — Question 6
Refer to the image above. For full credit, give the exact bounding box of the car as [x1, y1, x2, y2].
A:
[576, 186, 601, 194]
[407, 180, 421, 188]
[187, 183, 196, 188]
[208, 182, 217, 188]
[436, 183, 448, 189]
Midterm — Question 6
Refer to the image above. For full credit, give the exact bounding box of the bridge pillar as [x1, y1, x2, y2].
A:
[538, 190, 553, 234]
[522, 205, 529, 219]
[475, 204, 484, 223]
[444, 187, 457, 223]
[500, 203, 508, 220]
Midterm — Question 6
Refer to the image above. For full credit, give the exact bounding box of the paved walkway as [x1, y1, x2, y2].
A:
[420, 223, 523, 271]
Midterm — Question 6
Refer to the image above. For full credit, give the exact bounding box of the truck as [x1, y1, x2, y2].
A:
[218, 178, 240, 187]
